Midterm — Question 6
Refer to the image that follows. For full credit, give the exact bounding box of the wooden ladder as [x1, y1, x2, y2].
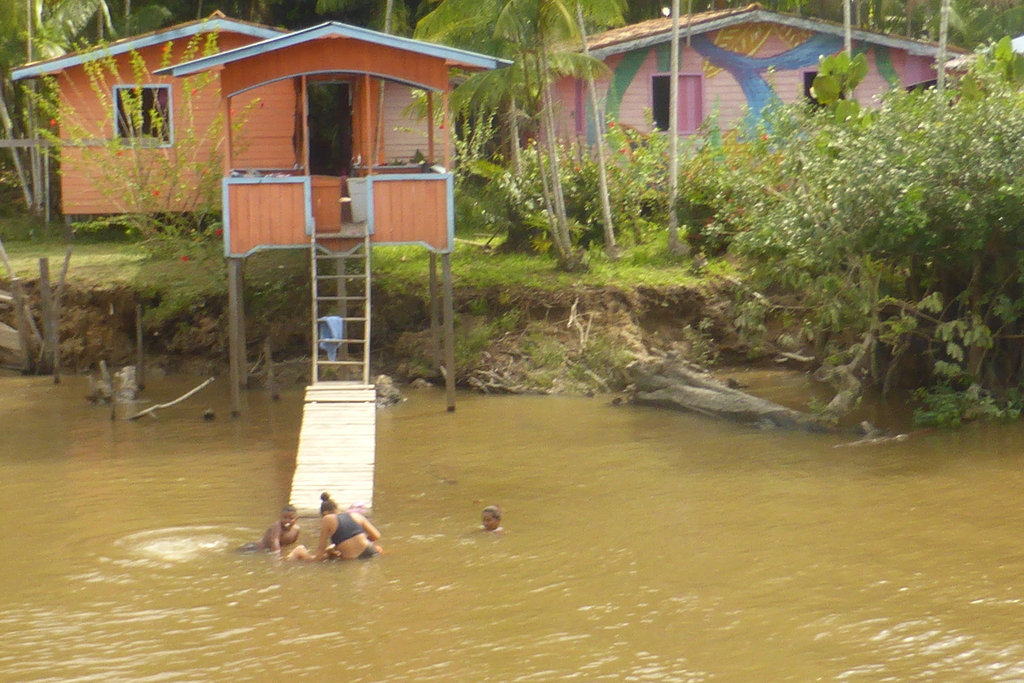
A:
[310, 226, 372, 384]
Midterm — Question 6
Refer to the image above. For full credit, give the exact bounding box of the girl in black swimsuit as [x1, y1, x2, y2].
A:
[286, 493, 382, 561]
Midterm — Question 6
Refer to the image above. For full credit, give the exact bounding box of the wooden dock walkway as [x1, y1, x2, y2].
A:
[289, 382, 376, 517]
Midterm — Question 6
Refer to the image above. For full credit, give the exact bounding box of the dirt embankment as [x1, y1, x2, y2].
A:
[2, 277, 756, 392]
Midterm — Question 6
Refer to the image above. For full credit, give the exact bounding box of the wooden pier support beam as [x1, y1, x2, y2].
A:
[38, 257, 56, 375]
[441, 251, 455, 412]
[429, 252, 440, 370]
[135, 304, 146, 391]
[227, 256, 245, 417]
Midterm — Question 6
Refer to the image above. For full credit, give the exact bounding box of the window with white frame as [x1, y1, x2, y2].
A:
[651, 74, 703, 134]
[114, 85, 171, 144]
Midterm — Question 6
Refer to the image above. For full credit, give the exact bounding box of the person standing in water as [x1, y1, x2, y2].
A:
[287, 493, 381, 561]
[239, 505, 302, 555]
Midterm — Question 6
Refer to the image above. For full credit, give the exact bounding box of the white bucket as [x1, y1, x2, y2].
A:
[346, 177, 368, 223]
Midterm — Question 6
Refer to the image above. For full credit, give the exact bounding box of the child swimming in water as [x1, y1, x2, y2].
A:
[481, 505, 503, 533]
[238, 505, 302, 555]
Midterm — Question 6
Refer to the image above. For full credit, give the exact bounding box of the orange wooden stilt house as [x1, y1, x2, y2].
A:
[158, 23, 509, 411]
[158, 24, 509, 513]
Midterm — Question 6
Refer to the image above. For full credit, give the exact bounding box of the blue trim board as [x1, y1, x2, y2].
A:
[367, 172, 450, 182]
[303, 178, 314, 236]
[155, 22, 511, 79]
[12, 18, 285, 81]
[221, 177, 232, 257]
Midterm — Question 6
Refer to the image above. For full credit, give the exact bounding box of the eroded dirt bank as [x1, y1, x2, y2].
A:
[2, 277, 761, 393]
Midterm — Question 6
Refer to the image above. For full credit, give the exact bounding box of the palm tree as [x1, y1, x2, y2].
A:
[936, 0, 951, 90]
[419, 0, 621, 270]
[575, 0, 621, 260]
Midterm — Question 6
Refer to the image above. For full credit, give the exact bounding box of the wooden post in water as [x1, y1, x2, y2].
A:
[441, 251, 455, 412]
[38, 257, 56, 375]
[51, 247, 71, 384]
[264, 338, 279, 401]
[135, 304, 146, 391]
[227, 257, 244, 417]
[429, 252, 440, 370]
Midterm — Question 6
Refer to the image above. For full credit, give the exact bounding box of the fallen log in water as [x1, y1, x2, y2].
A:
[626, 357, 835, 432]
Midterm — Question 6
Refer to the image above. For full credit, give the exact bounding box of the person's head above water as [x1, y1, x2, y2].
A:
[320, 492, 340, 516]
[280, 505, 298, 529]
[481, 505, 502, 531]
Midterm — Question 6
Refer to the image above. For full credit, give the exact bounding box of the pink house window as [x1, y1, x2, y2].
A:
[651, 74, 703, 134]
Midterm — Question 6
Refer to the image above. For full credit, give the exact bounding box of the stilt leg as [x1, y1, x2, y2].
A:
[441, 251, 455, 412]
[228, 257, 244, 417]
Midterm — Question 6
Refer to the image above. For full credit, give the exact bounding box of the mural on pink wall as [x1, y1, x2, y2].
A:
[603, 23, 908, 131]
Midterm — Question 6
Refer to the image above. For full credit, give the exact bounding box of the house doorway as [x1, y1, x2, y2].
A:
[307, 81, 353, 177]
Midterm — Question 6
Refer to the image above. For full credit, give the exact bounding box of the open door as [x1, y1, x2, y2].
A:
[307, 81, 353, 177]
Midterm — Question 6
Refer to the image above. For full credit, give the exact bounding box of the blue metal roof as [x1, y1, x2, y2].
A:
[154, 22, 512, 79]
[11, 17, 285, 81]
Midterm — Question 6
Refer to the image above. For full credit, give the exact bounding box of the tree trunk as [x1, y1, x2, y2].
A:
[936, 0, 950, 91]
[575, 1, 618, 260]
[537, 48, 579, 270]
[627, 357, 835, 431]
[508, 98, 522, 176]
[667, 0, 684, 254]
[0, 82, 35, 210]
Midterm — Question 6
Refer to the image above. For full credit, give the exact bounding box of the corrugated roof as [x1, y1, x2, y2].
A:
[586, 5, 760, 53]
[11, 13, 285, 81]
[584, 4, 967, 59]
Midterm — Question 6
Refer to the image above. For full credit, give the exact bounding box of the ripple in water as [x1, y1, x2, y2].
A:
[114, 526, 235, 564]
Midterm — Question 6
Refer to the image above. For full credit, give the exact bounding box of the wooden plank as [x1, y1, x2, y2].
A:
[290, 392, 376, 516]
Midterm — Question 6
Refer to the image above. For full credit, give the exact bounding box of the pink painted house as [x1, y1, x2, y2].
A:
[557, 4, 967, 140]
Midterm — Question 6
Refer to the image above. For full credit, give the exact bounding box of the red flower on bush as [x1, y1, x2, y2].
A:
[215, 228, 224, 236]
[152, 190, 160, 197]
[49, 118, 56, 126]
[116, 151, 123, 157]
[761, 134, 769, 141]
[180, 255, 190, 262]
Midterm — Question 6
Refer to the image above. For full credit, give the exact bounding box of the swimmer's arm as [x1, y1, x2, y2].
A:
[266, 524, 283, 553]
[352, 512, 381, 542]
[312, 517, 336, 561]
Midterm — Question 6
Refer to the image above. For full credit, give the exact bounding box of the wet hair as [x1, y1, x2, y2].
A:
[281, 504, 297, 515]
[320, 492, 339, 515]
[482, 505, 501, 520]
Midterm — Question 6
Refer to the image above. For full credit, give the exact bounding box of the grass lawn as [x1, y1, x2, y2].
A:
[2, 217, 728, 297]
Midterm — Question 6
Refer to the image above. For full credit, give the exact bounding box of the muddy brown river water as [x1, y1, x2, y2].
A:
[2, 371, 1024, 682]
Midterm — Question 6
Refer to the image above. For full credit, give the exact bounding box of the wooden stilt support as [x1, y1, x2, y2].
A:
[51, 247, 71, 384]
[227, 257, 244, 417]
[237, 260, 248, 388]
[135, 304, 146, 391]
[38, 257, 56, 375]
[429, 252, 440, 370]
[264, 338, 279, 401]
[441, 251, 456, 412]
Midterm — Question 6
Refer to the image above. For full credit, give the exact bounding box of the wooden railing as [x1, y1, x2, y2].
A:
[223, 172, 454, 256]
